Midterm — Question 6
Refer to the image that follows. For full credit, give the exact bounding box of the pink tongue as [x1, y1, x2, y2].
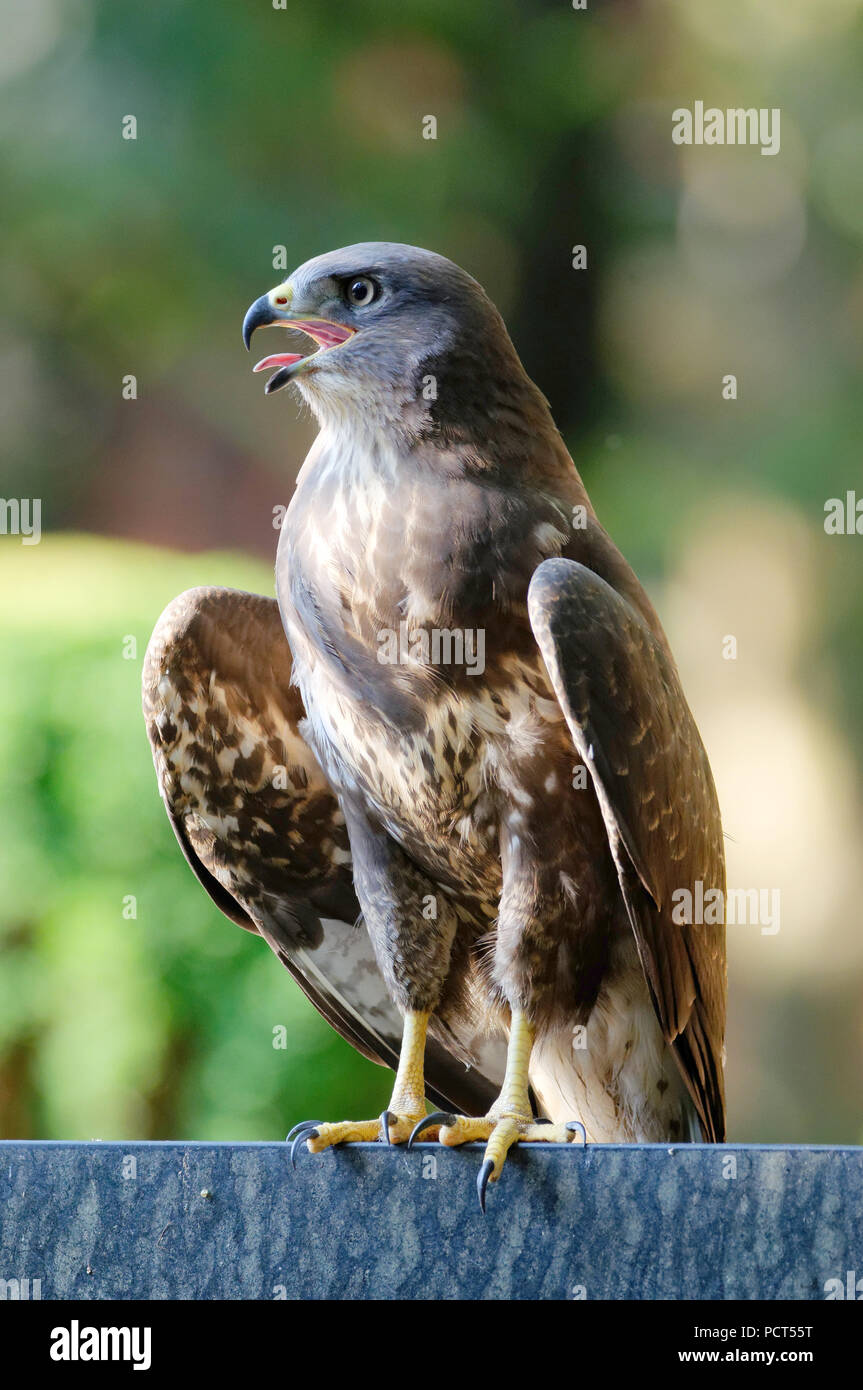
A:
[253, 352, 304, 373]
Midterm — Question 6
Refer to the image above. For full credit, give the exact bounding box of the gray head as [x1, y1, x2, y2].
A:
[242, 242, 549, 446]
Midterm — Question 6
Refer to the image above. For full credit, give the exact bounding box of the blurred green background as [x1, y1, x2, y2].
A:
[1, 0, 862, 1142]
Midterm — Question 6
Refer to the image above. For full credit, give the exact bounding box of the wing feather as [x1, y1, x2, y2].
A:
[143, 586, 501, 1116]
[528, 557, 726, 1141]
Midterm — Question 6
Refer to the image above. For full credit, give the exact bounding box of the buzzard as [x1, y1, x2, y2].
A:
[146, 242, 726, 1209]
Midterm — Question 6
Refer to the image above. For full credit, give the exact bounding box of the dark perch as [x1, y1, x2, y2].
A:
[1, 1142, 860, 1300]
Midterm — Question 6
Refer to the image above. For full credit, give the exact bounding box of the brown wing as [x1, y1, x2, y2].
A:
[528, 557, 726, 1141]
[142, 586, 502, 1115]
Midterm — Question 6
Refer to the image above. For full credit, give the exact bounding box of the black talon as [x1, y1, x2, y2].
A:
[286, 1120, 322, 1144]
[380, 1110, 395, 1145]
[566, 1120, 587, 1146]
[534, 1117, 553, 1125]
[477, 1157, 495, 1214]
[291, 1127, 319, 1168]
[407, 1111, 456, 1150]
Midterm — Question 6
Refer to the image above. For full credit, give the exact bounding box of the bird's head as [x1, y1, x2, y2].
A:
[242, 241, 544, 443]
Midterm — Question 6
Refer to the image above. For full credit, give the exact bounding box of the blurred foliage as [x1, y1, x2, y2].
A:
[1, 1, 862, 1141]
[0, 538, 386, 1139]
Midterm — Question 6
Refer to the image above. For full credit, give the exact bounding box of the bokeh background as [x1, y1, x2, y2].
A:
[1, 0, 862, 1142]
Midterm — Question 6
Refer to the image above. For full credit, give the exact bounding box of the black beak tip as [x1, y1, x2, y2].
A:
[242, 294, 273, 351]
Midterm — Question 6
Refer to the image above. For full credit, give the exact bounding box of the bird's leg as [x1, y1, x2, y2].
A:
[289, 1010, 431, 1159]
[289, 804, 458, 1162]
[409, 1010, 585, 1209]
[381, 1009, 432, 1139]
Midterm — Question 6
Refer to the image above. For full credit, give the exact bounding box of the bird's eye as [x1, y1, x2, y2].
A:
[344, 276, 378, 307]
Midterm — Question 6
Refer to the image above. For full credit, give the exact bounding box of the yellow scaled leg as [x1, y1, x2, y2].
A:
[288, 1010, 431, 1162]
[408, 1011, 586, 1210]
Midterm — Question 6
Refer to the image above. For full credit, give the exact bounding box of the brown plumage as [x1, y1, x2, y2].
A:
[143, 240, 725, 1182]
[245, 243, 726, 1149]
[142, 586, 506, 1117]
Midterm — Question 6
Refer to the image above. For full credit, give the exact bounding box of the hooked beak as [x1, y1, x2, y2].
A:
[242, 284, 356, 394]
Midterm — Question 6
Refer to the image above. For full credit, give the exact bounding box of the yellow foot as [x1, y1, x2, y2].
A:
[408, 1111, 587, 1211]
[286, 1110, 425, 1164]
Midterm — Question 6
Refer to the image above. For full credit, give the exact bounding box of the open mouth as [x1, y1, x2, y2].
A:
[252, 319, 356, 394]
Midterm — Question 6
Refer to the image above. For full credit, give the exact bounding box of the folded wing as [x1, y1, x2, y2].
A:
[528, 558, 726, 1141]
[142, 586, 502, 1116]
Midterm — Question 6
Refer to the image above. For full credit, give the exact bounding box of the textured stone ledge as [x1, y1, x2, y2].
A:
[1, 1141, 860, 1300]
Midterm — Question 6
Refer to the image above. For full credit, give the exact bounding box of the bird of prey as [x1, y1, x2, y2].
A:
[146, 240, 725, 1209]
[238, 242, 727, 1205]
